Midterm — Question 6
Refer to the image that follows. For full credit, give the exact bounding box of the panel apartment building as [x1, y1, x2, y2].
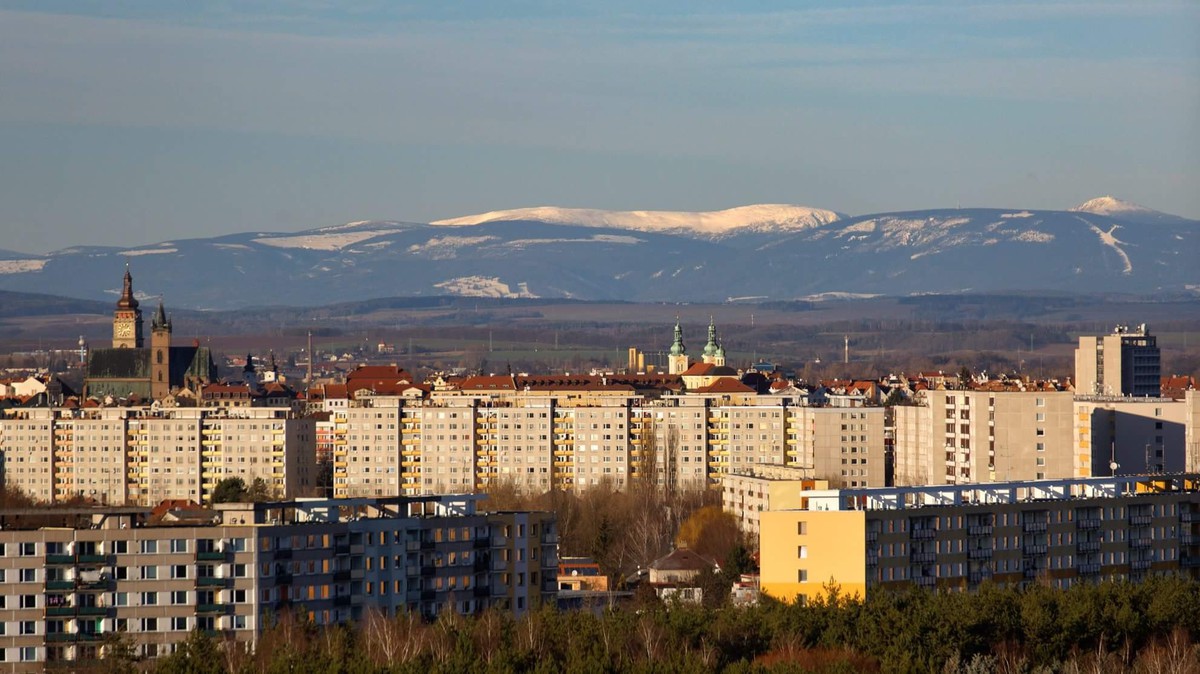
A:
[894, 388, 1198, 488]
[315, 382, 887, 499]
[893, 389, 1079, 485]
[759, 474, 1200, 604]
[0, 495, 556, 672]
[0, 407, 316, 505]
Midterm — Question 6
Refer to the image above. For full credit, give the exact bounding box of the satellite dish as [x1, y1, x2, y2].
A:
[1109, 461, 1120, 472]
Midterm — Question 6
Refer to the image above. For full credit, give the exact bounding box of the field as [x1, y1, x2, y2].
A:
[2, 293, 1198, 382]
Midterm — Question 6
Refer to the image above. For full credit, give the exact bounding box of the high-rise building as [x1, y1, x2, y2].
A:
[0, 495, 557, 671]
[1074, 324, 1161, 397]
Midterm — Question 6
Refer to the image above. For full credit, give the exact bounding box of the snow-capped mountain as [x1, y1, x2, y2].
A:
[432, 204, 843, 237]
[0, 199, 1194, 309]
[1069, 196, 1191, 226]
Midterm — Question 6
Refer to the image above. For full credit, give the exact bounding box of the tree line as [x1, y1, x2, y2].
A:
[90, 576, 1199, 673]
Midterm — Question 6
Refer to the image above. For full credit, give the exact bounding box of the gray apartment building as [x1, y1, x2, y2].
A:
[0, 495, 556, 672]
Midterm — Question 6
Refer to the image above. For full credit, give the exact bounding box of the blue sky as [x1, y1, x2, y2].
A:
[0, 1, 1197, 253]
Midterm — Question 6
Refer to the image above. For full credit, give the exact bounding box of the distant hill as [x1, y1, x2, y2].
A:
[0, 198, 1195, 310]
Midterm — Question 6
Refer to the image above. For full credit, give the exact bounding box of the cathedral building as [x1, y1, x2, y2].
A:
[83, 268, 218, 401]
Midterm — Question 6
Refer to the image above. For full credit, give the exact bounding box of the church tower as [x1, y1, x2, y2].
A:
[702, 317, 726, 367]
[150, 299, 172, 399]
[668, 320, 689, 375]
[112, 266, 144, 348]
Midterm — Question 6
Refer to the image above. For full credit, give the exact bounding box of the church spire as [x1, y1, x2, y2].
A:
[152, 298, 171, 332]
[669, 318, 686, 356]
[117, 265, 139, 309]
[703, 316, 719, 358]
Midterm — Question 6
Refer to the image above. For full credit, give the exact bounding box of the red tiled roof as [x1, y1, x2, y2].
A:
[694, 379, 755, 394]
[458, 375, 517, 391]
[346, 365, 413, 384]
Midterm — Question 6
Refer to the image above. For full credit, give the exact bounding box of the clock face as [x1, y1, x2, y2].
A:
[115, 322, 132, 338]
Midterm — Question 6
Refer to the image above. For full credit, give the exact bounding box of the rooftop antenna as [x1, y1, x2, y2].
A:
[844, 335, 849, 365]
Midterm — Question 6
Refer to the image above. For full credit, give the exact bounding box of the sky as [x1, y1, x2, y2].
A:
[0, 1, 1197, 254]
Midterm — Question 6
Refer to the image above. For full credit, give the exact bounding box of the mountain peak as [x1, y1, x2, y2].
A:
[1069, 196, 1155, 215]
[430, 204, 843, 236]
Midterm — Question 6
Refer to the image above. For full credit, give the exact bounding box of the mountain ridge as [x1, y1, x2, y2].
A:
[0, 198, 1195, 310]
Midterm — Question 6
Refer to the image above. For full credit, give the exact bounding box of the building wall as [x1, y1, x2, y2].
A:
[893, 391, 1074, 486]
[1075, 398, 1187, 476]
[1188, 391, 1200, 473]
[787, 406, 885, 487]
[0, 496, 556, 671]
[758, 477, 1200, 604]
[759, 509, 867, 603]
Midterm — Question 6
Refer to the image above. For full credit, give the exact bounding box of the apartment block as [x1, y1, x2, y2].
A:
[721, 466, 829, 537]
[0, 407, 316, 506]
[1075, 324, 1161, 397]
[893, 390, 1075, 485]
[760, 475, 1200, 604]
[786, 406, 886, 488]
[0, 495, 556, 672]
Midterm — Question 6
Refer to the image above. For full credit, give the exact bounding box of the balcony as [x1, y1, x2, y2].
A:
[967, 548, 992, 560]
[1130, 538, 1152, 549]
[1077, 541, 1101, 553]
[196, 603, 228, 614]
[196, 576, 230, 587]
[197, 551, 227, 562]
[45, 606, 76, 617]
[1023, 544, 1048, 556]
[1022, 522, 1048, 534]
[45, 633, 77, 644]
[45, 580, 75, 592]
[1129, 515, 1152, 526]
[1078, 563, 1101, 575]
[474, 585, 491, 598]
[76, 605, 109, 617]
[910, 551, 936, 564]
[1076, 518, 1101, 530]
[967, 525, 992, 537]
[46, 554, 75, 566]
[1130, 559, 1153, 572]
[910, 529, 936, 540]
[333, 570, 351, 582]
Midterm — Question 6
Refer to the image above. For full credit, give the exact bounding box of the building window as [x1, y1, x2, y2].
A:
[797, 569, 808, 582]
[798, 546, 808, 559]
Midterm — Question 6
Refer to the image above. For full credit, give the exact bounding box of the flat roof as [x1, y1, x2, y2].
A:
[794, 474, 1200, 513]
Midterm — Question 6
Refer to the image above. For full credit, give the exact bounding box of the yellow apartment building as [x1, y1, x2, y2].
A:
[760, 474, 1200, 605]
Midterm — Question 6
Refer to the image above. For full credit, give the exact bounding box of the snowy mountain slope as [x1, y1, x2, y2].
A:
[0, 202, 1194, 309]
[1069, 196, 1194, 226]
[432, 204, 843, 237]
